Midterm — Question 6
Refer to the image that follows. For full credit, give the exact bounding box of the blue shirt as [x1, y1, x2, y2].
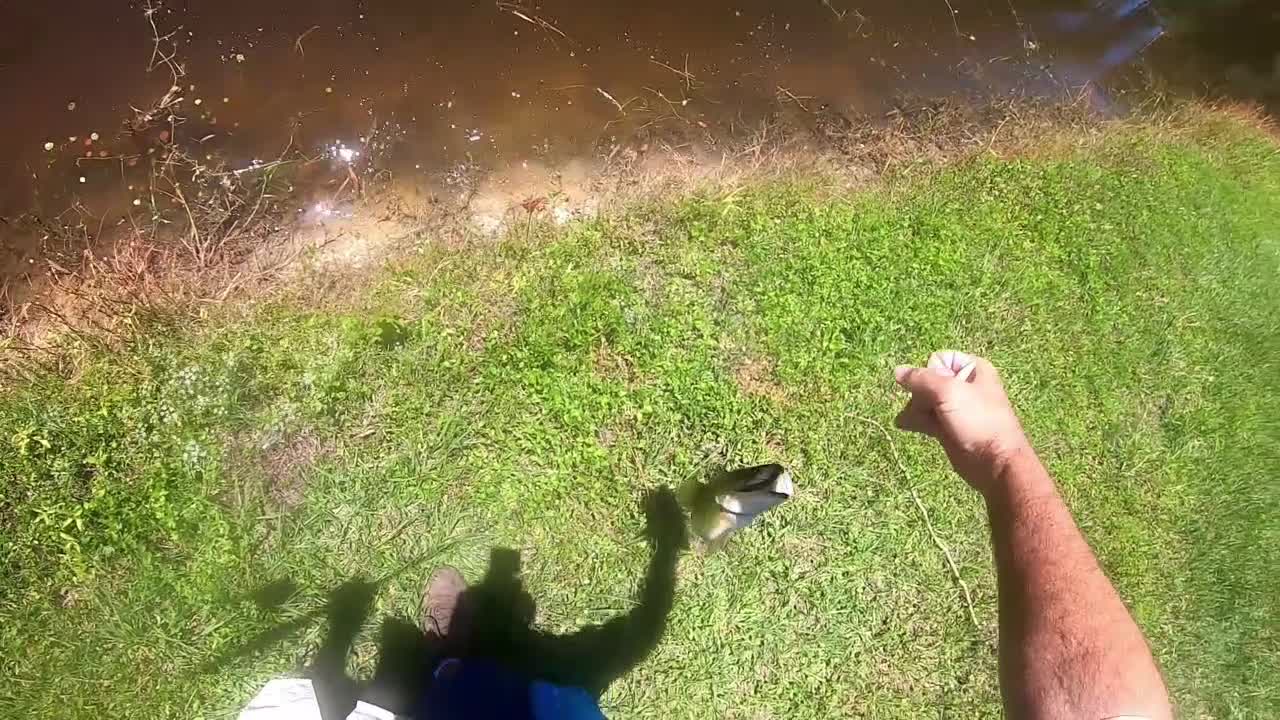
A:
[416, 658, 606, 720]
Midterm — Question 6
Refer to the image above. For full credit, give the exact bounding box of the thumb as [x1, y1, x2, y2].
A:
[893, 365, 952, 401]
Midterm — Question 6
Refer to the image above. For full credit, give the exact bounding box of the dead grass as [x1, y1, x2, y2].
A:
[260, 433, 328, 511]
[733, 356, 790, 406]
[592, 341, 642, 388]
[222, 430, 331, 514]
[574, 89, 1111, 222]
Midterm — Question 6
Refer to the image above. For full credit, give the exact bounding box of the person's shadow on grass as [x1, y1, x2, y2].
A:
[310, 488, 687, 718]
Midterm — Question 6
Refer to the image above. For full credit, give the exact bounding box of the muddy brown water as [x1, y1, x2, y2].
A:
[0, 0, 1202, 236]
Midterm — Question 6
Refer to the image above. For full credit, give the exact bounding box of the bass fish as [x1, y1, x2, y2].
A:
[689, 464, 794, 543]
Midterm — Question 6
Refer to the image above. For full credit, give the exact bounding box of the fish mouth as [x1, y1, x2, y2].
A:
[736, 463, 788, 492]
[715, 493, 789, 517]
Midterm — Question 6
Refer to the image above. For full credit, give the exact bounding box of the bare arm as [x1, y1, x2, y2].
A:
[894, 352, 1171, 720]
[982, 449, 1171, 719]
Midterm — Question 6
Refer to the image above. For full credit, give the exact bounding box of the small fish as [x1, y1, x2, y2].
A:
[688, 464, 794, 543]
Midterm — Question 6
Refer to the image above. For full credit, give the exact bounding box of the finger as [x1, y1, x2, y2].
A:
[975, 356, 998, 379]
[929, 350, 980, 375]
[958, 355, 999, 384]
[895, 399, 941, 436]
[894, 365, 951, 401]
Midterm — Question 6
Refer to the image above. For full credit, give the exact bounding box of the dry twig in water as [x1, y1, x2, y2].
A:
[142, 0, 185, 81]
[941, 0, 963, 37]
[596, 87, 627, 114]
[295, 25, 321, 57]
[649, 56, 698, 91]
[776, 86, 813, 112]
[643, 87, 690, 121]
[496, 2, 568, 39]
[853, 415, 982, 632]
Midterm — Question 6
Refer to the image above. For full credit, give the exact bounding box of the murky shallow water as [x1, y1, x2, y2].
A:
[0, 0, 1183, 225]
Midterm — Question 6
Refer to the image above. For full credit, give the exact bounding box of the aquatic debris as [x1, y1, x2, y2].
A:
[942, 0, 962, 37]
[295, 24, 321, 56]
[496, 1, 568, 39]
[596, 87, 625, 113]
[776, 86, 812, 112]
[649, 56, 698, 90]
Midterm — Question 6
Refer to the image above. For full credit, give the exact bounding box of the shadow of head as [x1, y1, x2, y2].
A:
[464, 547, 537, 655]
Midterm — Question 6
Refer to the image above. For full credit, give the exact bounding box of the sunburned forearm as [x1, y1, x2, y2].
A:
[984, 451, 1171, 720]
[893, 353, 1173, 718]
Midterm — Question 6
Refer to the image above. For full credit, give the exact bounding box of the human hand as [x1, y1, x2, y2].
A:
[893, 351, 1032, 494]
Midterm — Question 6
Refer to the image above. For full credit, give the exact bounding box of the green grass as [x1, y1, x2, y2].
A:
[2, 113, 1278, 718]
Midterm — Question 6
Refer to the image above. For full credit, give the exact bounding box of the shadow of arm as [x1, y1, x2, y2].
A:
[532, 489, 685, 696]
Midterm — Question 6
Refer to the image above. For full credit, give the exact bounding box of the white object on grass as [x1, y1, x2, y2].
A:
[237, 679, 394, 720]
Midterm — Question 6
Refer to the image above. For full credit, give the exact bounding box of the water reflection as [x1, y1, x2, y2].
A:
[0, 0, 1265, 226]
[0, 0, 1177, 215]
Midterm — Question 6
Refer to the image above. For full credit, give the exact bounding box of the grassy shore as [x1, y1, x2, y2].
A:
[2, 109, 1277, 718]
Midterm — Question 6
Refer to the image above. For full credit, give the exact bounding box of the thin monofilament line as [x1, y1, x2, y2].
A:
[854, 415, 982, 632]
